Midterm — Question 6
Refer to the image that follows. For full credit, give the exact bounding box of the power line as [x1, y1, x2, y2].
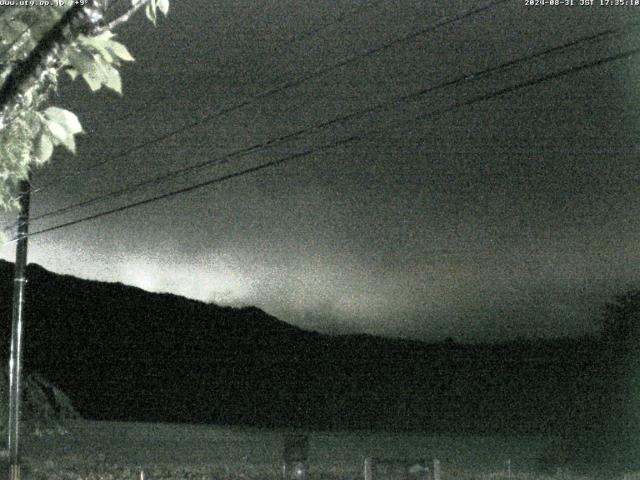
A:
[52, 0, 387, 144]
[284, 0, 385, 46]
[28, 0, 508, 196]
[25, 136, 359, 239]
[26, 23, 634, 225]
[409, 46, 640, 129]
[17, 45, 640, 242]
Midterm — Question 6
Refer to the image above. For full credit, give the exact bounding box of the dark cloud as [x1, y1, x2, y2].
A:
[2, 1, 640, 341]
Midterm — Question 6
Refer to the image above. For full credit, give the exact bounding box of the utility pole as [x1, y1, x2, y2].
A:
[7, 178, 31, 480]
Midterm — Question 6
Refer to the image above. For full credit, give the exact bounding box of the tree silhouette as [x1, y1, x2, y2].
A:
[0, 0, 169, 214]
[577, 288, 640, 468]
[600, 289, 640, 352]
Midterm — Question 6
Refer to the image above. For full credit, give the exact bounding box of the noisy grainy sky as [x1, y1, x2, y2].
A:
[3, 0, 640, 341]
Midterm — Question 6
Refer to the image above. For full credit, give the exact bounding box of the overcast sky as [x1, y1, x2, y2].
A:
[2, 0, 640, 342]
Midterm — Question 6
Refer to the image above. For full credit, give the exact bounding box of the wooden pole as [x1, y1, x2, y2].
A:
[7, 178, 31, 480]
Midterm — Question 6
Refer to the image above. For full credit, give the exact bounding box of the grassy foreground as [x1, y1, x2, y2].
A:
[9, 420, 639, 480]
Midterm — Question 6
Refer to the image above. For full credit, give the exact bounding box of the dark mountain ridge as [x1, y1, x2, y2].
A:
[0, 260, 601, 433]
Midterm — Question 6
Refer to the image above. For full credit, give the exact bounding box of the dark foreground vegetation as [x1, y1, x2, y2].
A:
[1, 260, 639, 469]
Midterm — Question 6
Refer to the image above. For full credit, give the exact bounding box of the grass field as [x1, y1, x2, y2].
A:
[9, 420, 635, 480]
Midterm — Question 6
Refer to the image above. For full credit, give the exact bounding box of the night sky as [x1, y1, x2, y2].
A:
[2, 1, 640, 342]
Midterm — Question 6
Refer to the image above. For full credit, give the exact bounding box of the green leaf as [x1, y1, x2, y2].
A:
[41, 107, 82, 154]
[60, 132, 76, 154]
[44, 107, 82, 135]
[66, 47, 97, 76]
[103, 65, 122, 94]
[35, 133, 53, 164]
[145, 0, 158, 26]
[95, 45, 114, 63]
[106, 40, 134, 62]
[90, 31, 115, 41]
[65, 68, 79, 81]
[82, 71, 102, 91]
[157, 0, 169, 15]
[87, 55, 122, 94]
[45, 122, 75, 153]
[79, 33, 116, 63]
[45, 121, 66, 143]
[78, 33, 134, 66]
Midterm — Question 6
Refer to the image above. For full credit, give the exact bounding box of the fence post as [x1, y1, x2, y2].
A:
[506, 459, 511, 480]
[433, 459, 440, 480]
[364, 457, 372, 480]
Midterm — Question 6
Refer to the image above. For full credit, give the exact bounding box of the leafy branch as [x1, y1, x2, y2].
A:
[0, 0, 169, 212]
[98, 0, 169, 32]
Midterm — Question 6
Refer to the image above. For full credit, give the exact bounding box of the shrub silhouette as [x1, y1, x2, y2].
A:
[0, 368, 79, 445]
[545, 289, 640, 470]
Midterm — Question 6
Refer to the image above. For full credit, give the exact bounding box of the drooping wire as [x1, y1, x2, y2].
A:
[16, 45, 640, 242]
[52, 0, 388, 137]
[283, 0, 385, 46]
[27, 0, 509, 196]
[24, 22, 636, 225]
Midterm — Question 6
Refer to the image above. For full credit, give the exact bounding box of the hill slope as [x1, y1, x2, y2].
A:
[0, 260, 600, 433]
